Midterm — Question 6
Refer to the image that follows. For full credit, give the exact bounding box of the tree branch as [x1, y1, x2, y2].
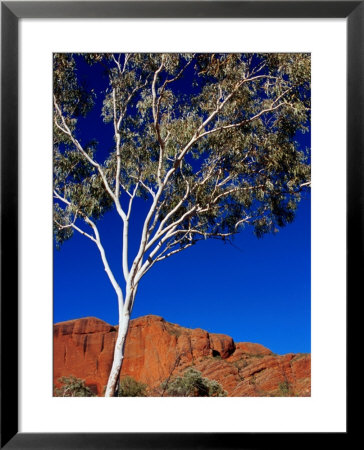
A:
[53, 97, 127, 222]
[197, 102, 288, 140]
[54, 189, 124, 305]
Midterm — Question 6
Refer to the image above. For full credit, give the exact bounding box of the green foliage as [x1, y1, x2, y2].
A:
[54, 375, 96, 397]
[162, 367, 227, 397]
[53, 54, 95, 119]
[278, 381, 292, 397]
[118, 376, 148, 397]
[53, 52, 310, 260]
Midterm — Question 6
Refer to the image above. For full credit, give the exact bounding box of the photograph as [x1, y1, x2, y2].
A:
[53, 52, 311, 398]
[0, 0, 354, 445]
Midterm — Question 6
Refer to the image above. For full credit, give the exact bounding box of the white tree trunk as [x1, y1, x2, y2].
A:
[104, 310, 130, 397]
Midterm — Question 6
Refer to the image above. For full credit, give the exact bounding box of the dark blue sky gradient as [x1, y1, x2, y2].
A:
[53, 55, 311, 355]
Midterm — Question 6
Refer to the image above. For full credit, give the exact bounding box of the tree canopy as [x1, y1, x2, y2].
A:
[54, 52, 310, 265]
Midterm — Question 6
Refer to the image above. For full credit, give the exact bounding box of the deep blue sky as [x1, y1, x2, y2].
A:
[53, 55, 311, 355]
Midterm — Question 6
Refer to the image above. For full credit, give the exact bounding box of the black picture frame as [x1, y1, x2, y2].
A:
[1, 1, 356, 448]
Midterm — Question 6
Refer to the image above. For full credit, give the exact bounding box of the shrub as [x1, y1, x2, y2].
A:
[162, 367, 227, 397]
[278, 381, 292, 396]
[54, 375, 96, 397]
[118, 376, 148, 397]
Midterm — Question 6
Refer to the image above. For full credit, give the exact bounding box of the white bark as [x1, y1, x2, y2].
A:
[104, 306, 131, 397]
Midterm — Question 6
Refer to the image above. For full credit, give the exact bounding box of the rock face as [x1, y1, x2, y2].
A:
[53, 315, 310, 397]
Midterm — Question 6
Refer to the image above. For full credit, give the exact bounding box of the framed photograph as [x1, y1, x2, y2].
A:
[1, 1, 356, 448]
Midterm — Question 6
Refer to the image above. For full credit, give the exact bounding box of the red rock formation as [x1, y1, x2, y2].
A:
[53, 315, 310, 397]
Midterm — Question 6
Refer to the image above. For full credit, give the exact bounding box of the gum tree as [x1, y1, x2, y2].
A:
[53, 53, 310, 397]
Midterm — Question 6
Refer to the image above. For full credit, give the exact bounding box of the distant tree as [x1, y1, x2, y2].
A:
[162, 367, 227, 397]
[54, 375, 96, 397]
[118, 376, 148, 397]
[53, 53, 311, 396]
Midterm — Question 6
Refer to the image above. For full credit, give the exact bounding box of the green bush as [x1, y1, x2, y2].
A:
[162, 367, 227, 397]
[54, 375, 96, 397]
[278, 381, 292, 396]
[118, 376, 148, 397]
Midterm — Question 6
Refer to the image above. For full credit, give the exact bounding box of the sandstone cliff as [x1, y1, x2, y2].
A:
[53, 315, 310, 397]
